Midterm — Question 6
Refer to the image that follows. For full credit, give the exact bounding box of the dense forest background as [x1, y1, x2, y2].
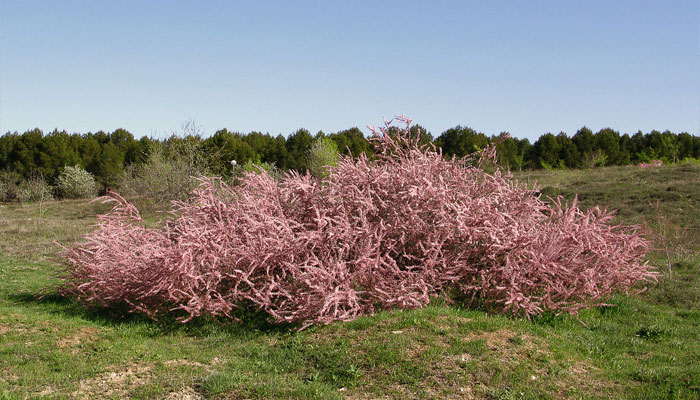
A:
[1, 122, 699, 191]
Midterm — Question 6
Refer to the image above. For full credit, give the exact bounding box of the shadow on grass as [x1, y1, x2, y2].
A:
[11, 281, 646, 338]
[6, 290, 297, 337]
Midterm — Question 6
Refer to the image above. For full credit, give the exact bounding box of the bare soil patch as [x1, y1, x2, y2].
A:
[57, 326, 99, 351]
[163, 385, 205, 400]
[72, 363, 152, 400]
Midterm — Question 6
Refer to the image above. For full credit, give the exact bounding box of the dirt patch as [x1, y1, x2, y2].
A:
[457, 329, 547, 373]
[433, 314, 474, 330]
[451, 329, 610, 398]
[556, 360, 607, 394]
[73, 363, 152, 400]
[0, 366, 19, 384]
[163, 386, 204, 400]
[69, 358, 221, 399]
[210, 357, 223, 366]
[57, 326, 99, 350]
[164, 356, 223, 370]
[346, 382, 475, 400]
[463, 329, 526, 350]
[0, 323, 10, 334]
[164, 359, 205, 368]
[39, 386, 56, 396]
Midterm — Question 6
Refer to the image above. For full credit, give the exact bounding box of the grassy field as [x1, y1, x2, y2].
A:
[0, 163, 699, 399]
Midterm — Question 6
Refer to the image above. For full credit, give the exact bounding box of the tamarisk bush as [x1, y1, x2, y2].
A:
[59, 116, 656, 328]
[637, 160, 664, 168]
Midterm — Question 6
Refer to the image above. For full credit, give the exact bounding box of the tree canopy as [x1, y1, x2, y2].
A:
[1, 123, 698, 192]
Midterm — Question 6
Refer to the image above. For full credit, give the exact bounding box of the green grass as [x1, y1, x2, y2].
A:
[0, 164, 699, 399]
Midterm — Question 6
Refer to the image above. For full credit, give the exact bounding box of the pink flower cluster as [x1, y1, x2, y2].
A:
[59, 116, 656, 328]
[637, 160, 663, 168]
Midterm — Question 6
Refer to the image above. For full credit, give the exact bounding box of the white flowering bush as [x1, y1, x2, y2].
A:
[17, 175, 53, 203]
[57, 165, 98, 199]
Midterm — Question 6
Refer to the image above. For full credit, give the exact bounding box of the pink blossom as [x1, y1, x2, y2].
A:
[637, 160, 663, 168]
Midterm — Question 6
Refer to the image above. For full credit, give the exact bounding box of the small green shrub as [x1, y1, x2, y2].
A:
[17, 175, 53, 203]
[0, 170, 21, 202]
[636, 324, 670, 341]
[231, 157, 282, 183]
[679, 157, 699, 166]
[581, 149, 608, 168]
[119, 139, 211, 207]
[56, 165, 98, 199]
[307, 137, 339, 178]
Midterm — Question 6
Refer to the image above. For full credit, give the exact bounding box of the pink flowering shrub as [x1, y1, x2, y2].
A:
[637, 160, 664, 168]
[59, 116, 656, 328]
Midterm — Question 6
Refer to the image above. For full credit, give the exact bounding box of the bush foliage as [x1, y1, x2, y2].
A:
[17, 174, 53, 203]
[0, 170, 21, 202]
[307, 137, 339, 178]
[231, 157, 282, 182]
[59, 116, 656, 328]
[56, 165, 98, 199]
[119, 139, 211, 206]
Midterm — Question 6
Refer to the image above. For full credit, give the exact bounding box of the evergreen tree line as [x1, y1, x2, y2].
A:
[1, 124, 699, 191]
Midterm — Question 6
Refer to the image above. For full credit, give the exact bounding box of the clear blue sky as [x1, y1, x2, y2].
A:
[1, 1, 698, 141]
